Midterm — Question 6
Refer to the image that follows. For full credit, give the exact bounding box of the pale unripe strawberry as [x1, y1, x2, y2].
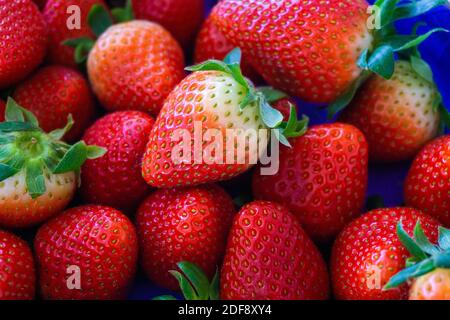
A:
[409, 268, 450, 300]
[0, 98, 105, 228]
[340, 60, 441, 162]
[0, 171, 75, 228]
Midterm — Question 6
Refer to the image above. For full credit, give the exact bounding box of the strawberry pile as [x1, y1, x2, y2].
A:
[0, 0, 449, 301]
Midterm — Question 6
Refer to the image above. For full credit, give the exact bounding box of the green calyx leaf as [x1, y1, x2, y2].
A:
[5, 98, 39, 127]
[438, 103, 450, 132]
[393, 0, 448, 21]
[63, 37, 95, 65]
[111, 0, 134, 23]
[0, 100, 106, 198]
[53, 141, 106, 174]
[88, 4, 113, 38]
[154, 261, 220, 301]
[49, 115, 74, 141]
[385, 222, 450, 290]
[365, 45, 395, 79]
[381, 28, 448, 53]
[410, 55, 434, 83]
[258, 87, 288, 103]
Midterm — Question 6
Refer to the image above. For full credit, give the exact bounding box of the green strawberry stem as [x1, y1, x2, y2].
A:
[111, 0, 134, 23]
[0, 98, 106, 198]
[384, 221, 450, 289]
[153, 261, 220, 300]
[328, 0, 448, 117]
[186, 48, 309, 146]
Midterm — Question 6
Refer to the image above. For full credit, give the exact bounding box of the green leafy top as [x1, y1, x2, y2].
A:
[64, 0, 134, 64]
[328, 0, 448, 118]
[186, 48, 309, 146]
[384, 221, 450, 289]
[153, 262, 220, 301]
[0, 98, 106, 199]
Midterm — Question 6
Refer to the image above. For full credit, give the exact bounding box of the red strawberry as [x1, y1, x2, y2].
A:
[87, 20, 185, 115]
[271, 97, 299, 121]
[212, 0, 373, 103]
[0, 0, 48, 88]
[34, 205, 138, 300]
[331, 207, 441, 300]
[136, 184, 235, 290]
[43, 0, 108, 67]
[340, 60, 441, 162]
[404, 135, 450, 226]
[81, 111, 155, 211]
[0, 99, 105, 228]
[132, 0, 204, 48]
[195, 13, 260, 82]
[13, 65, 95, 142]
[253, 123, 368, 241]
[142, 50, 304, 188]
[0, 230, 35, 300]
[221, 201, 329, 300]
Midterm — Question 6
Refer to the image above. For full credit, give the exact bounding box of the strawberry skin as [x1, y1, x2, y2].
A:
[195, 13, 260, 82]
[405, 135, 450, 227]
[0, 230, 35, 300]
[13, 66, 95, 142]
[0, 0, 48, 88]
[43, 0, 107, 67]
[132, 0, 204, 48]
[409, 269, 450, 300]
[142, 70, 266, 188]
[212, 0, 373, 103]
[340, 61, 440, 162]
[253, 123, 368, 241]
[81, 111, 155, 211]
[87, 20, 185, 115]
[221, 201, 329, 300]
[34, 205, 138, 300]
[0, 171, 76, 228]
[136, 185, 235, 290]
[331, 207, 441, 300]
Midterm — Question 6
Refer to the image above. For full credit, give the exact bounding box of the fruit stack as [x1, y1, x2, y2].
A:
[0, 0, 449, 301]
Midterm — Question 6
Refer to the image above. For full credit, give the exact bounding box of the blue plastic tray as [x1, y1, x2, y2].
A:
[128, 0, 450, 300]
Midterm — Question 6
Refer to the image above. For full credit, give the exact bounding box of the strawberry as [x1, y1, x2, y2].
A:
[385, 223, 450, 300]
[136, 184, 235, 291]
[0, 0, 48, 88]
[409, 269, 450, 300]
[404, 135, 450, 227]
[0, 230, 35, 300]
[34, 205, 138, 299]
[194, 13, 260, 82]
[13, 65, 96, 142]
[132, 0, 204, 48]
[212, 0, 446, 106]
[331, 207, 441, 300]
[252, 123, 368, 241]
[86, 19, 185, 115]
[340, 60, 442, 162]
[221, 201, 329, 300]
[43, 0, 108, 68]
[0, 98, 105, 228]
[81, 111, 155, 211]
[142, 49, 306, 188]
[211, 0, 374, 104]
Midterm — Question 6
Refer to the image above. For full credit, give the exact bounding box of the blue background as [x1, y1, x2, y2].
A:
[128, 0, 450, 300]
